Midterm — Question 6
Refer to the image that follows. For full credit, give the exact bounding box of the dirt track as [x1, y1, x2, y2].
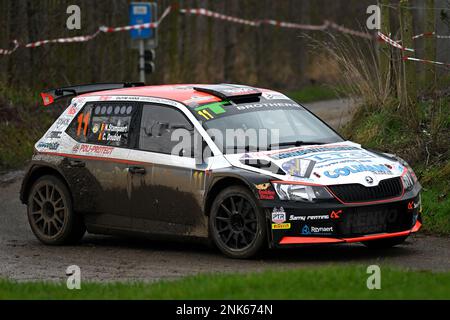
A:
[1, 99, 449, 282]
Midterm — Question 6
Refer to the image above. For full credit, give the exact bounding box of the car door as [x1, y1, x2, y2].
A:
[129, 103, 209, 238]
[64, 102, 139, 229]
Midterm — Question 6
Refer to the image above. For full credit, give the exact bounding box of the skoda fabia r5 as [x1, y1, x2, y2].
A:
[20, 83, 422, 259]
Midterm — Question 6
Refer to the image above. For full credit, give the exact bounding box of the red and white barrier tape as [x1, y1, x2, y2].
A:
[101, 6, 171, 33]
[180, 8, 260, 27]
[263, 19, 328, 30]
[403, 56, 450, 68]
[2, 6, 172, 53]
[1, 5, 449, 70]
[377, 31, 415, 52]
[412, 32, 450, 40]
[0, 6, 375, 56]
[0, 40, 19, 55]
[26, 30, 102, 48]
[180, 7, 372, 37]
[328, 21, 372, 39]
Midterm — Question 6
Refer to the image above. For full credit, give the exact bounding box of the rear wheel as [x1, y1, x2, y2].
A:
[209, 186, 266, 259]
[27, 175, 86, 245]
[362, 236, 408, 249]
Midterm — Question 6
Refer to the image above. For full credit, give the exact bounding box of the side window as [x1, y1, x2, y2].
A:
[67, 102, 137, 148]
[139, 104, 194, 155]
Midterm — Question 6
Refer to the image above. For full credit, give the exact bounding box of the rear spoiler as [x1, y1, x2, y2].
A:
[40, 82, 145, 106]
[193, 84, 262, 102]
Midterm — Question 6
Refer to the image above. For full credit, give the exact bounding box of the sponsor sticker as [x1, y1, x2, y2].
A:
[330, 210, 342, 219]
[272, 207, 286, 224]
[259, 190, 276, 200]
[45, 131, 62, 139]
[290, 214, 330, 221]
[72, 144, 114, 155]
[37, 142, 60, 151]
[92, 123, 100, 134]
[282, 158, 316, 178]
[262, 92, 290, 100]
[301, 225, 333, 235]
[324, 164, 392, 179]
[236, 102, 298, 111]
[255, 183, 271, 190]
[67, 105, 78, 115]
[407, 201, 419, 210]
[267, 145, 360, 160]
[272, 223, 291, 230]
[54, 117, 71, 129]
[256, 183, 276, 200]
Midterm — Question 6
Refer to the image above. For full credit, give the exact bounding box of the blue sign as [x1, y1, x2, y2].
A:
[129, 2, 154, 40]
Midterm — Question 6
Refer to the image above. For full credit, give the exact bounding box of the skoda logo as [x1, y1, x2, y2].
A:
[365, 176, 374, 184]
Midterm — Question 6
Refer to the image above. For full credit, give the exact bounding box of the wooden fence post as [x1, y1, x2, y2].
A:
[399, 0, 417, 105]
[424, 0, 436, 92]
[379, 0, 391, 90]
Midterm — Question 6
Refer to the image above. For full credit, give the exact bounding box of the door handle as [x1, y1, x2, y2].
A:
[128, 166, 146, 174]
[69, 160, 85, 168]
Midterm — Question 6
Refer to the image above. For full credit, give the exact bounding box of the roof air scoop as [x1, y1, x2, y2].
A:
[193, 84, 262, 102]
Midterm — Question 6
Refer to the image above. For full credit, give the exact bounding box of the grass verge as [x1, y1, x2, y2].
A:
[341, 98, 450, 235]
[0, 84, 59, 171]
[1, 266, 449, 300]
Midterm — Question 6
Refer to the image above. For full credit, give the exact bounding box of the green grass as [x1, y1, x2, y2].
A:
[1, 266, 449, 300]
[419, 162, 450, 235]
[286, 85, 339, 103]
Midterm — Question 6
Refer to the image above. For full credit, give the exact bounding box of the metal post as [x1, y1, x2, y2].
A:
[139, 39, 145, 83]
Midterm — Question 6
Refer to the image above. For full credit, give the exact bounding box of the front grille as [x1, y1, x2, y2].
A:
[327, 177, 403, 203]
[338, 204, 413, 236]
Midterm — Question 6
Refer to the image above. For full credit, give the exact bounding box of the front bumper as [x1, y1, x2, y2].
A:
[265, 193, 422, 248]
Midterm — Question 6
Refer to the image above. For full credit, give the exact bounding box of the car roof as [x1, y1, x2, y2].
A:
[80, 84, 274, 105]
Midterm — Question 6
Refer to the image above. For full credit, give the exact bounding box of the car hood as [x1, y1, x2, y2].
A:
[224, 141, 405, 187]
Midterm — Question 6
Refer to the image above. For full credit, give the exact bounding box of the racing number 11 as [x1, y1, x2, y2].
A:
[76, 112, 90, 137]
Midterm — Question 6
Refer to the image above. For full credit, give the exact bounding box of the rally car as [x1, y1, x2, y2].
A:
[20, 83, 422, 259]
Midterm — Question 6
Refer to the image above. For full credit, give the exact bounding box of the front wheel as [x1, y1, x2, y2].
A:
[27, 175, 86, 245]
[209, 186, 267, 259]
[362, 236, 408, 249]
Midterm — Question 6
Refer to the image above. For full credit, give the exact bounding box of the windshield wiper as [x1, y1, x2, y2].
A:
[270, 141, 325, 148]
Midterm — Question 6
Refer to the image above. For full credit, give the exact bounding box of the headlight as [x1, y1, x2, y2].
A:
[402, 170, 415, 191]
[272, 182, 334, 202]
[383, 153, 418, 190]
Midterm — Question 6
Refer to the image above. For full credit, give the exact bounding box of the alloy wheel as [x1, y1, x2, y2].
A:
[29, 183, 67, 238]
[215, 195, 258, 250]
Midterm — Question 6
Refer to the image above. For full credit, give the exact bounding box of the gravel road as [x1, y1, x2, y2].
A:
[1, 99, 449, 282]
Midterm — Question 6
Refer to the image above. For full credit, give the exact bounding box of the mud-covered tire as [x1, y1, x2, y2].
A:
[362, 236, 408, 249]
[27, 175, 86, 245]
[209, 186, 266, 259]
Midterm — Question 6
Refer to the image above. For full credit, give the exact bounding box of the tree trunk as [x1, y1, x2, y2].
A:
[423, 0, 436, 93]
[379, 0, 391, 93]
[399, 0, 417, 105]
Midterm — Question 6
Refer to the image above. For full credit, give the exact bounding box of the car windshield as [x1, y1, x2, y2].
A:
[201, 101, 344, 154]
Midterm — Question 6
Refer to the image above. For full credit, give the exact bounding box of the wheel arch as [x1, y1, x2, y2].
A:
[204, 176, 255, 216]
[21, 165, 71, 205]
